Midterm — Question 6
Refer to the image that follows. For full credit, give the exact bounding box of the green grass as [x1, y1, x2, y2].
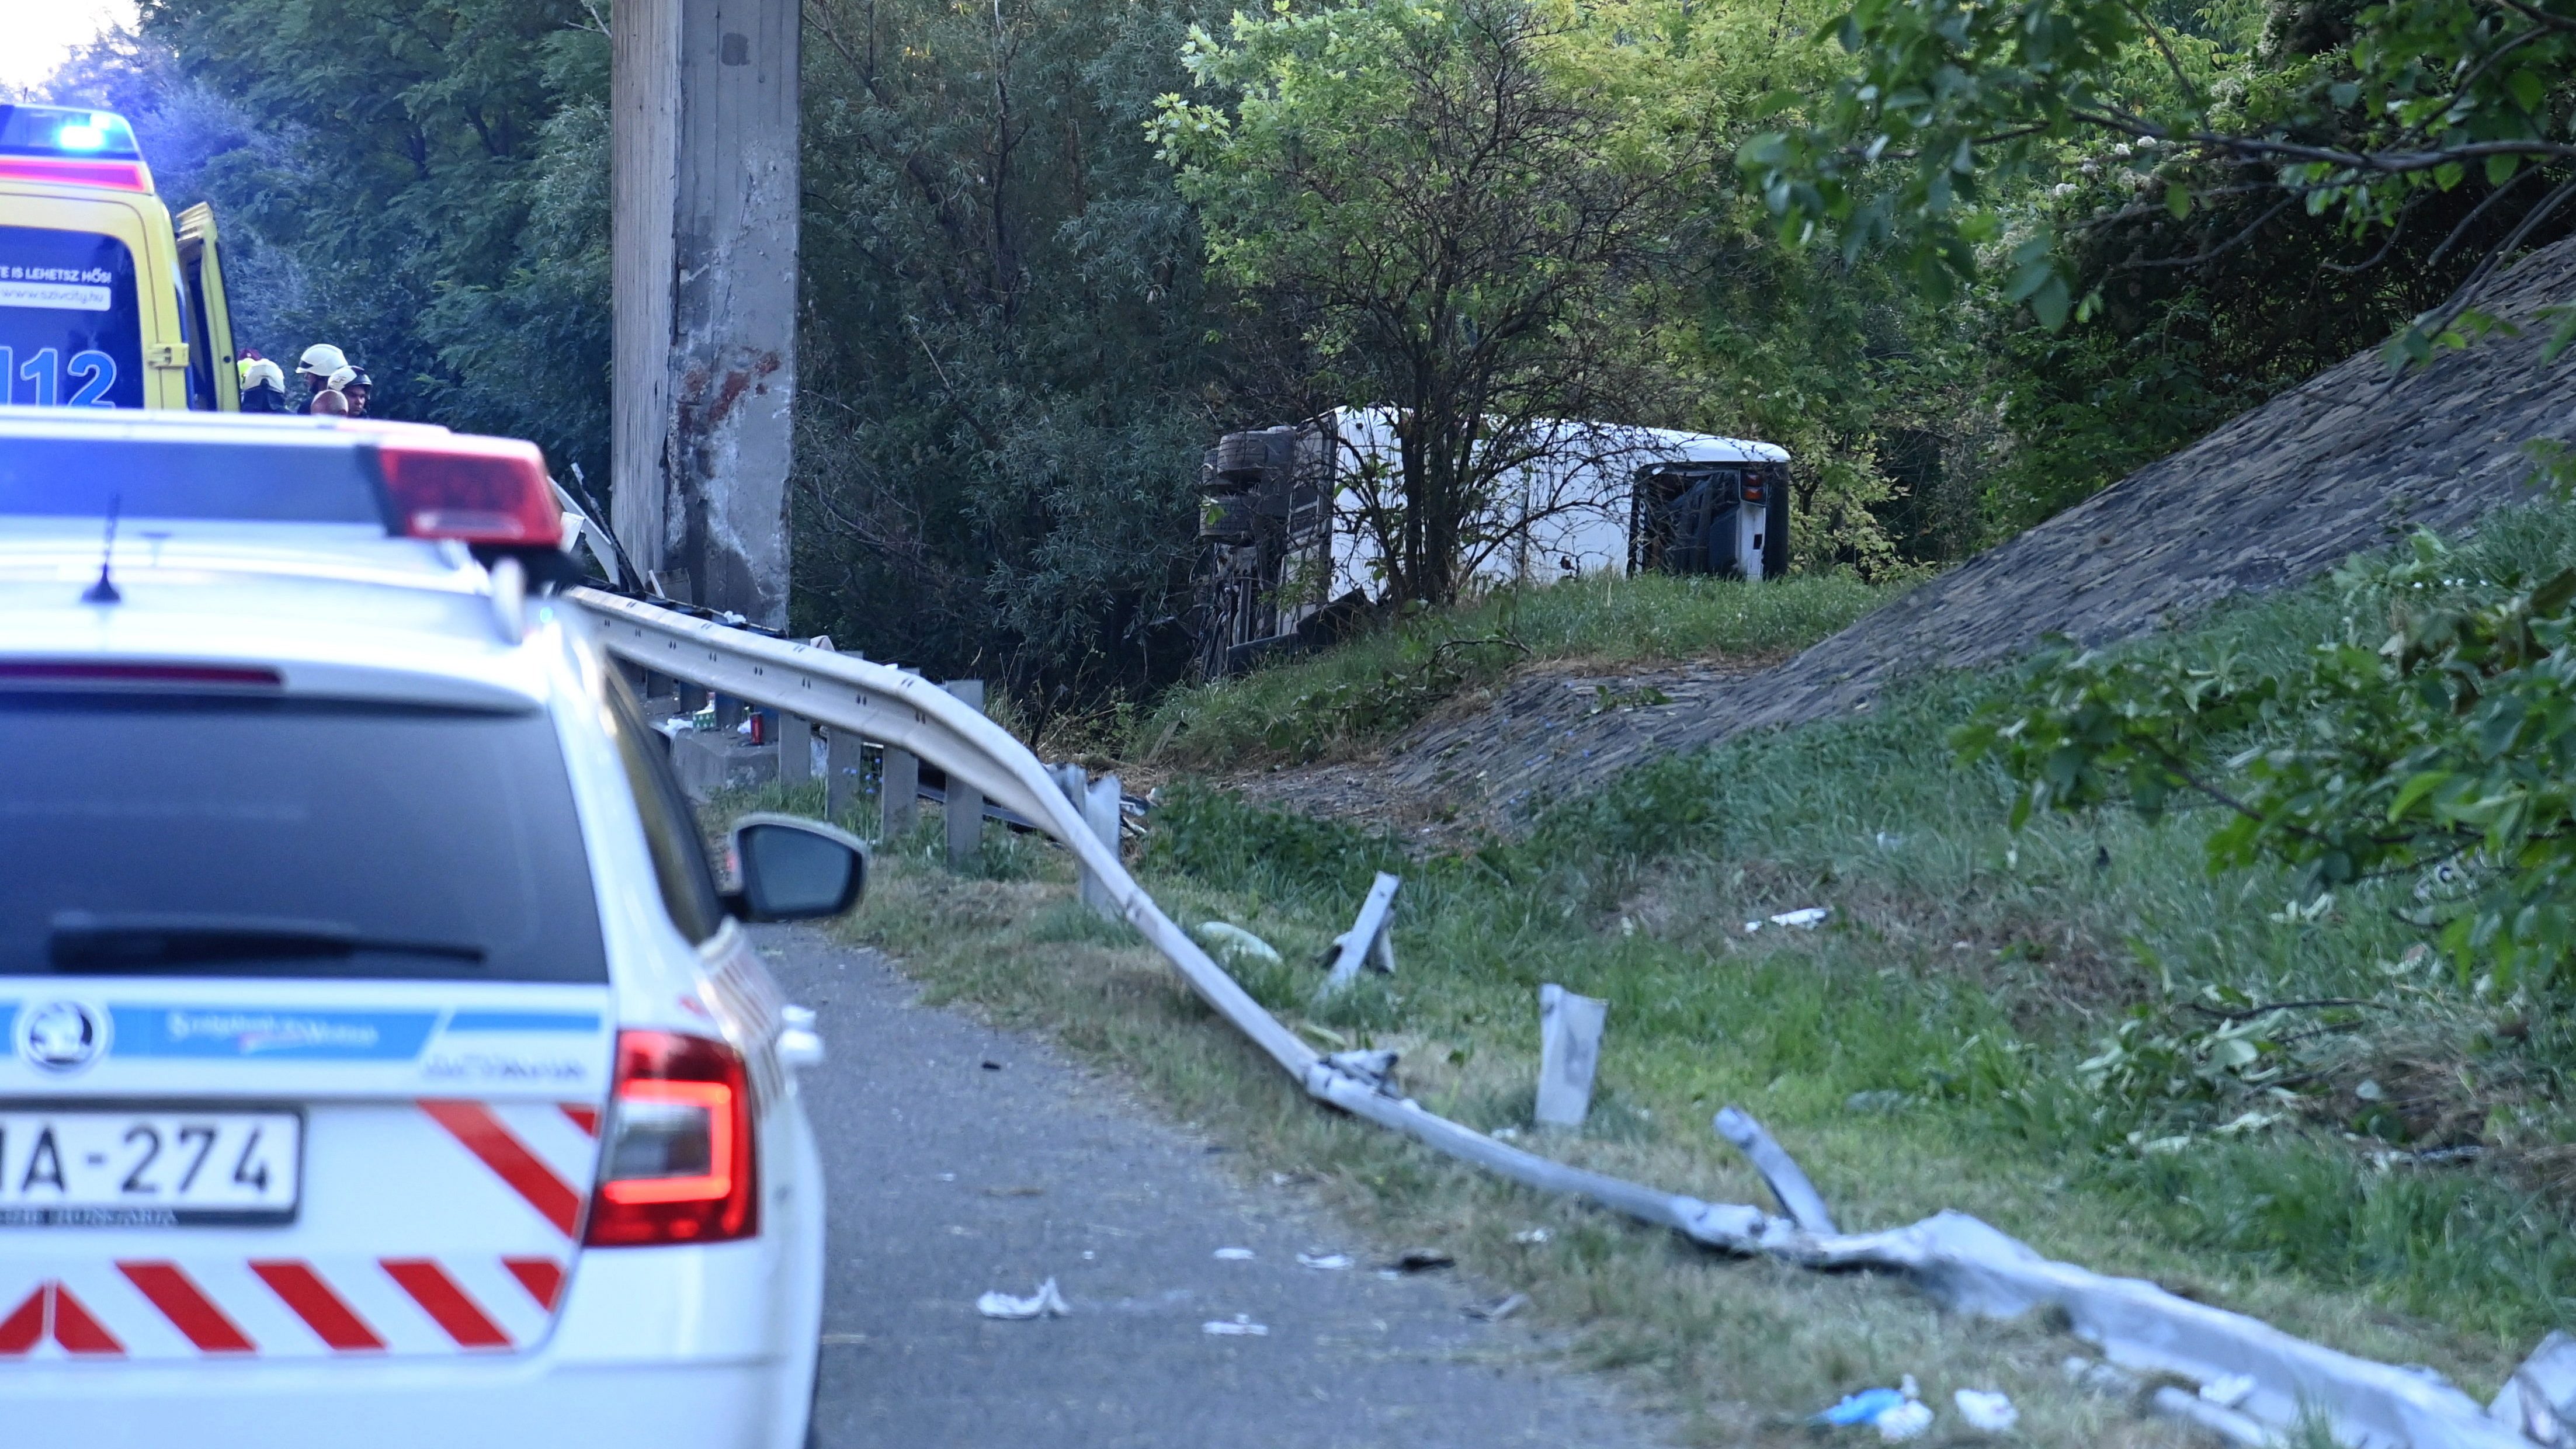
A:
[1134, 569, 1890, 768]
[723, 503, 2576, 1441]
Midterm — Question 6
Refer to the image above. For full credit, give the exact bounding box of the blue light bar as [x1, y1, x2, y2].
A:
[0, 105, 143, 161]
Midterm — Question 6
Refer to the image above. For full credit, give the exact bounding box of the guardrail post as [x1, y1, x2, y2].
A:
[942, 679, 985, 869]
[1536, 984, 1607, 1131]
[1081, 773, 1122, 919]
[780, 711, 813, 788]
[881, 740, 918, 839]
[827, 727, 863, 825]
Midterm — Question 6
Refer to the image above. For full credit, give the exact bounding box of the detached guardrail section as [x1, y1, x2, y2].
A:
[567, 587, 2546, 1449]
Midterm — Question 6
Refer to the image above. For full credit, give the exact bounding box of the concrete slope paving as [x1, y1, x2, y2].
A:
[1287, 235, 2576, 830]
[758, 924, 1673, 1449]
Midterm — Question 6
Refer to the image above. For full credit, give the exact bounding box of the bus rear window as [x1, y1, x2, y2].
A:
[0, 224, 141, 409]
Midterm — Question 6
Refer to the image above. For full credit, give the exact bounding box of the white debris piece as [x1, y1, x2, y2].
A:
[1874, 1400, 1934, 1441]
[976, 1278, 1070, 1320]
[1202, 1314, 1269, 1336]
[1535, 984, 1607, 1130]
[2201, 1373, 2258, 1409]
[1770, 907, 1831, 929]
[1953, 1389, 2017, 1431]
[1512, 1228, 1552, 1245]
[1296, 1252, 1352, 1270]
[1213, 1247, 1255, 1261]
[1193, 921, 1283, 968]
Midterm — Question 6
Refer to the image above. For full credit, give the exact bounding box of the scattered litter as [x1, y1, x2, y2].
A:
[1815, 1378, 1930, 1440]
[1744, 908, 1830, 934]
[1213, 1247, 1255, 1261]
[2200, 1373, 2257, 1409]
[1874, 832, 1905, 850]
[1202, 1314, 1268, 1336]
[1390, 1249, 1454, 1273]
[1193, 920, 1283, 968]
[1816, 1388, 1905, 1426]
[937, 1172, 956, 1182]
[976, 1278, 1069, 1320]
[1080, 1250, 1096, 1261]
[1296, 1252, 1352, 1270]
[1953, 1389, 2017, 1431]
[1512, 1228, 1552, 1245]
[1874, 1401, 1933, 1441]
[1491, 1125, 1521, 1141]
[980, 1059, 1003, 1071]
[1464, 1292, 1528, 1322]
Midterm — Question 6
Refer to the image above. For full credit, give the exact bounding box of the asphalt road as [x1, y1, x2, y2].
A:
[754, 925, 1673, 1449]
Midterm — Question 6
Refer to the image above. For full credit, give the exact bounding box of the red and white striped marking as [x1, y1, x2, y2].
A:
[0, 1100, 596, 1361]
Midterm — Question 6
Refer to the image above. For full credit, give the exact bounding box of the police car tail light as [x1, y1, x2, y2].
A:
[377, 436, 564, 548]
[585, 1030, 758, 1247]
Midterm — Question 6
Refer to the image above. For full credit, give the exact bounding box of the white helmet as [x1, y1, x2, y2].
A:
[327, 366, 359, 390]
[297, 343, 348, 377]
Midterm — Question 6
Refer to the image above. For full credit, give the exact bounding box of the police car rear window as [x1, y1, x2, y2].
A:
[0, 695, 607, 982]
[0, 432, 383, 522]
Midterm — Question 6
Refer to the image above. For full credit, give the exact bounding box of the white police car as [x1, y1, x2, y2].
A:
[0, 406, 842, 1446]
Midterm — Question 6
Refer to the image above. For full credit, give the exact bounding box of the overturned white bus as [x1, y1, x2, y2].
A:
[1190, 406, 1789, 679]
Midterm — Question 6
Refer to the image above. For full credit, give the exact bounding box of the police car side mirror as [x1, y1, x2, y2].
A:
[725, 814, 869, 921]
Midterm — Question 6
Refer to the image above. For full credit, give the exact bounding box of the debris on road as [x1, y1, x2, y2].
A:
[1464, 1293, 1529, 1322]
[1214, 1247, 1255, 1260]
[1202, 1314, 1269, 1336]
[1390, 1249, 1454, 1273]
[1296, 1252, 1352, 1270]
[1193, 920, 1283, 968]
[1953, 1389, 2017, 1431]
[975, 1278, 1070, 1320]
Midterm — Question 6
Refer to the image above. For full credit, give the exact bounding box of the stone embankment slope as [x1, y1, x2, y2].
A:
[1247, 237, 2576, 831]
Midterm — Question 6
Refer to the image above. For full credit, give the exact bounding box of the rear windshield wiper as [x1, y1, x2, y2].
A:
[48, 912, 487, 972]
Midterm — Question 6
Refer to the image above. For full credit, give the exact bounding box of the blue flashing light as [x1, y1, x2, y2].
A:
[0, 105, 144, 161]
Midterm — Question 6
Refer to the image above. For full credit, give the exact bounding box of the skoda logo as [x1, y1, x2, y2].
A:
[19, 1002, 103, 1072]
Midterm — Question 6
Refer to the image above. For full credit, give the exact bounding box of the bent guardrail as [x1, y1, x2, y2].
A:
[563, 585, 2542, 1449]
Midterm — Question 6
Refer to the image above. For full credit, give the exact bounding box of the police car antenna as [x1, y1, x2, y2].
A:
[82, 492, 122, 605]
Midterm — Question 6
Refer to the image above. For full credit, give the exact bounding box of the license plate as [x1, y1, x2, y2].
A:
[0, 1109, 302, 1226]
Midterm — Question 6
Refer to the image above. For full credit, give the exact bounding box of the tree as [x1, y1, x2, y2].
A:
[1155, 0, 1690, 606]
[1738, 0, 2576, 360]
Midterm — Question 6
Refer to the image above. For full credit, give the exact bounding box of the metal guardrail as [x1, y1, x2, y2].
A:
[563, 585, 2542, 1449]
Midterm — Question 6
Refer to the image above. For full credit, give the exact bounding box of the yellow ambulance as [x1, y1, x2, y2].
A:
[0, 103, 236, 411]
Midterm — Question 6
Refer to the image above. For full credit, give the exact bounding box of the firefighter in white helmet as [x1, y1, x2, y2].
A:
[296, 343, 349, 414]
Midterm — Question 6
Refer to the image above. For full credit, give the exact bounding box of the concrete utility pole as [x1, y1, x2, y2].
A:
[611, 0, 800, 627]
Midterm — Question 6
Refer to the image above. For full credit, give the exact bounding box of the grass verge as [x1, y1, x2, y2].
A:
[717, 505, 2576, 1443]
[1133, 570, 1889, 769]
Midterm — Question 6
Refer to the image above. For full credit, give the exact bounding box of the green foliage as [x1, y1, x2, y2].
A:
[118, 0, 614, 479]
[1156, 0, 1693, 606]
[1140, 780, 1405, 899]
[1741, 0, 2576, 346]
[1141, 570, 1886, 767]
[1959, 527, 2576, 992]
